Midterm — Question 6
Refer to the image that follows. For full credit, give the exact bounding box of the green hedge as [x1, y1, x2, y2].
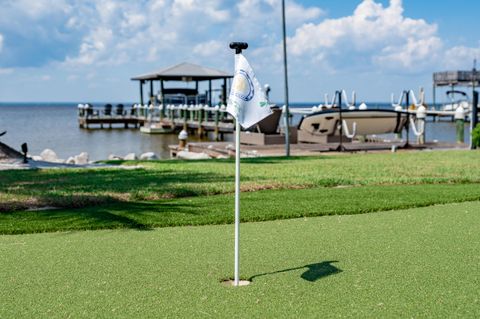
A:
[472, 124, 480, 147]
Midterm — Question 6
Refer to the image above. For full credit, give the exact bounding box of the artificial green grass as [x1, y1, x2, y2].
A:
[1, 201, 479, 318]
[2, 183, 480, 234]
[2, 150, 480, 212]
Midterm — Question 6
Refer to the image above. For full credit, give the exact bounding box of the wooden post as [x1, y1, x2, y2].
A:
[140, 81, 144, 105]
[198, 106, 204, 136]
[209, 80, 212, 106]
[223, 78, 227, 105]
[149, 80, 154, 103]
[214, 106, 220, 141]
[160, 80, 165, 117]
[183, 105, 188, 131]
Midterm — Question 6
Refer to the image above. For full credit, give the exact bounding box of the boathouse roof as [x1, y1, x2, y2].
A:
[433, 70, 480, 87]
[131, 62, 233, 82]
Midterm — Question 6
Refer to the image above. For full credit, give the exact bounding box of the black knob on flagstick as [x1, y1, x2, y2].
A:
[229, 42, 248, 54]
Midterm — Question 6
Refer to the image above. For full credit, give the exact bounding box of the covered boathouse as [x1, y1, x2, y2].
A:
[433, 69, 480, 105]
[131, 62, 233, 107]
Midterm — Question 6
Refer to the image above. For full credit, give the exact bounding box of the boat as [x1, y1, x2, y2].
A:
[442, 90, 470, 112]
[298, 109, 409, 143]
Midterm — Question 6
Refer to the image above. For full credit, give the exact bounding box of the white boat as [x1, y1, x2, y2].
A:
[442, 90, 470, 112]
[298, 109, 409, 143]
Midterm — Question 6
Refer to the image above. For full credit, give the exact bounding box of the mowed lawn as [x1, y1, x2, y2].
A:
[2, 150, 480, 234]
[2, 150, 480, 213]
[1, 201, 479, 318]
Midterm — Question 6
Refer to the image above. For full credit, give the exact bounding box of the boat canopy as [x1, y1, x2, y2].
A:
[131, 62, 233, 106]
[131, 62, 232, 82]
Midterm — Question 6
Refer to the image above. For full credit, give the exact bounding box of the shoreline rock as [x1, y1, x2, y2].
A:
[140, 152, 158, 160]
[124, 153, 138, 160]
[40, 149, 58, 162]
[176, 151, 211, 160]
[73, 152, 89, 165]
[108, 154, 123, 160]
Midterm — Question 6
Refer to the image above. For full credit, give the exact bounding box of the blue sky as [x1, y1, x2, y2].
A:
[0, 0, 479, 103]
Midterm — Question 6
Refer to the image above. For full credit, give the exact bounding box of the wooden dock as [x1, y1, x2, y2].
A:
[77, 105, 236, 139]
[78, 115, 147, 129]
[171, 140, 465, 159]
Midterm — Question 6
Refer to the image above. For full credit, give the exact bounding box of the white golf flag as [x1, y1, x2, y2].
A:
[227, 54, 272, 128]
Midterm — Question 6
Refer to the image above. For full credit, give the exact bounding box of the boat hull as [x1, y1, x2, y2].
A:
[298, 109, 409, 137]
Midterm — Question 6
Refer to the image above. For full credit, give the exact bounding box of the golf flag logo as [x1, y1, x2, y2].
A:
[227, 54, 272, 128]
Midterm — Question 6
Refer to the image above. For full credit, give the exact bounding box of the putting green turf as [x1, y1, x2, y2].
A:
[1, 201, 479, 318]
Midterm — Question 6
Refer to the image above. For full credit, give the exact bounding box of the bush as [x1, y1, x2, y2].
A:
[472, 124, 480, 148]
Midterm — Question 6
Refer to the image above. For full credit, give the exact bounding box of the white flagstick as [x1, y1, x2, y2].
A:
[234, 117, 241, 286]
[228, 42, 270, 287]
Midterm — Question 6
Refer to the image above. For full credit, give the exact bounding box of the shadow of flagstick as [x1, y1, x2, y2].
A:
[249, 260, 342, 282]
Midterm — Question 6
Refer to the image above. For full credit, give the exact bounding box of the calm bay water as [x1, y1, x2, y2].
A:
[0, 103, 208, 161]
[0, 102, 470, 161]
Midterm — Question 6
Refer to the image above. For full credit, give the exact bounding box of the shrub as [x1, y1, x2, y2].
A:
[472, 124, 480, 148]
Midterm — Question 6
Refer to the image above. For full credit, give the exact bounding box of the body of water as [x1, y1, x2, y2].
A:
[0, 102, 471, 161]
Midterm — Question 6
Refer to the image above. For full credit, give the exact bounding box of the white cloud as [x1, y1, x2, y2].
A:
[4, 0, 480, 104]
[63, 0, 233, 67]
[285, 1, 324, 25]
[9, 0, 72, 19]
[375, 37, 442, 70]
[234, 0, 322, 38]
[0, 68, 14, 75]
[443, 45, 480, 69]
[66, 27, 114, 66]
[287, 0, 441, 71]
[193, 40, 226, 57]
[171, 0, 230, 22]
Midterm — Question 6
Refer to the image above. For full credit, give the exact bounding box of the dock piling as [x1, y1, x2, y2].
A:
[214, 105, 220, 141]
[183, 104, 188, 130]
[416, 105, 426, 144]
[197, 104, 204, 136]
[455, 105, 465, 144]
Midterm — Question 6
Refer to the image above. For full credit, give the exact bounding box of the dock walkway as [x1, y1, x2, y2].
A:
[171, 140, 464, 158]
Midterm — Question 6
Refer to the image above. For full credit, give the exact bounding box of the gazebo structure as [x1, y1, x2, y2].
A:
[131, 62, 233, 107]
[433, 69, 479, 106]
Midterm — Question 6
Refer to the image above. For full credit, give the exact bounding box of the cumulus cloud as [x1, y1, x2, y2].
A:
[287, 0, 442, 71]
[234, 0, 322, 42]
[285, 1, 324, 25]
[1, 0, 479, 79]
[0, 0, 79, 67]
[193, 40, 228, 57]
[443, 45, 480, 69]
[0, 0, 323, 71]
[63, 0, 233, 67]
